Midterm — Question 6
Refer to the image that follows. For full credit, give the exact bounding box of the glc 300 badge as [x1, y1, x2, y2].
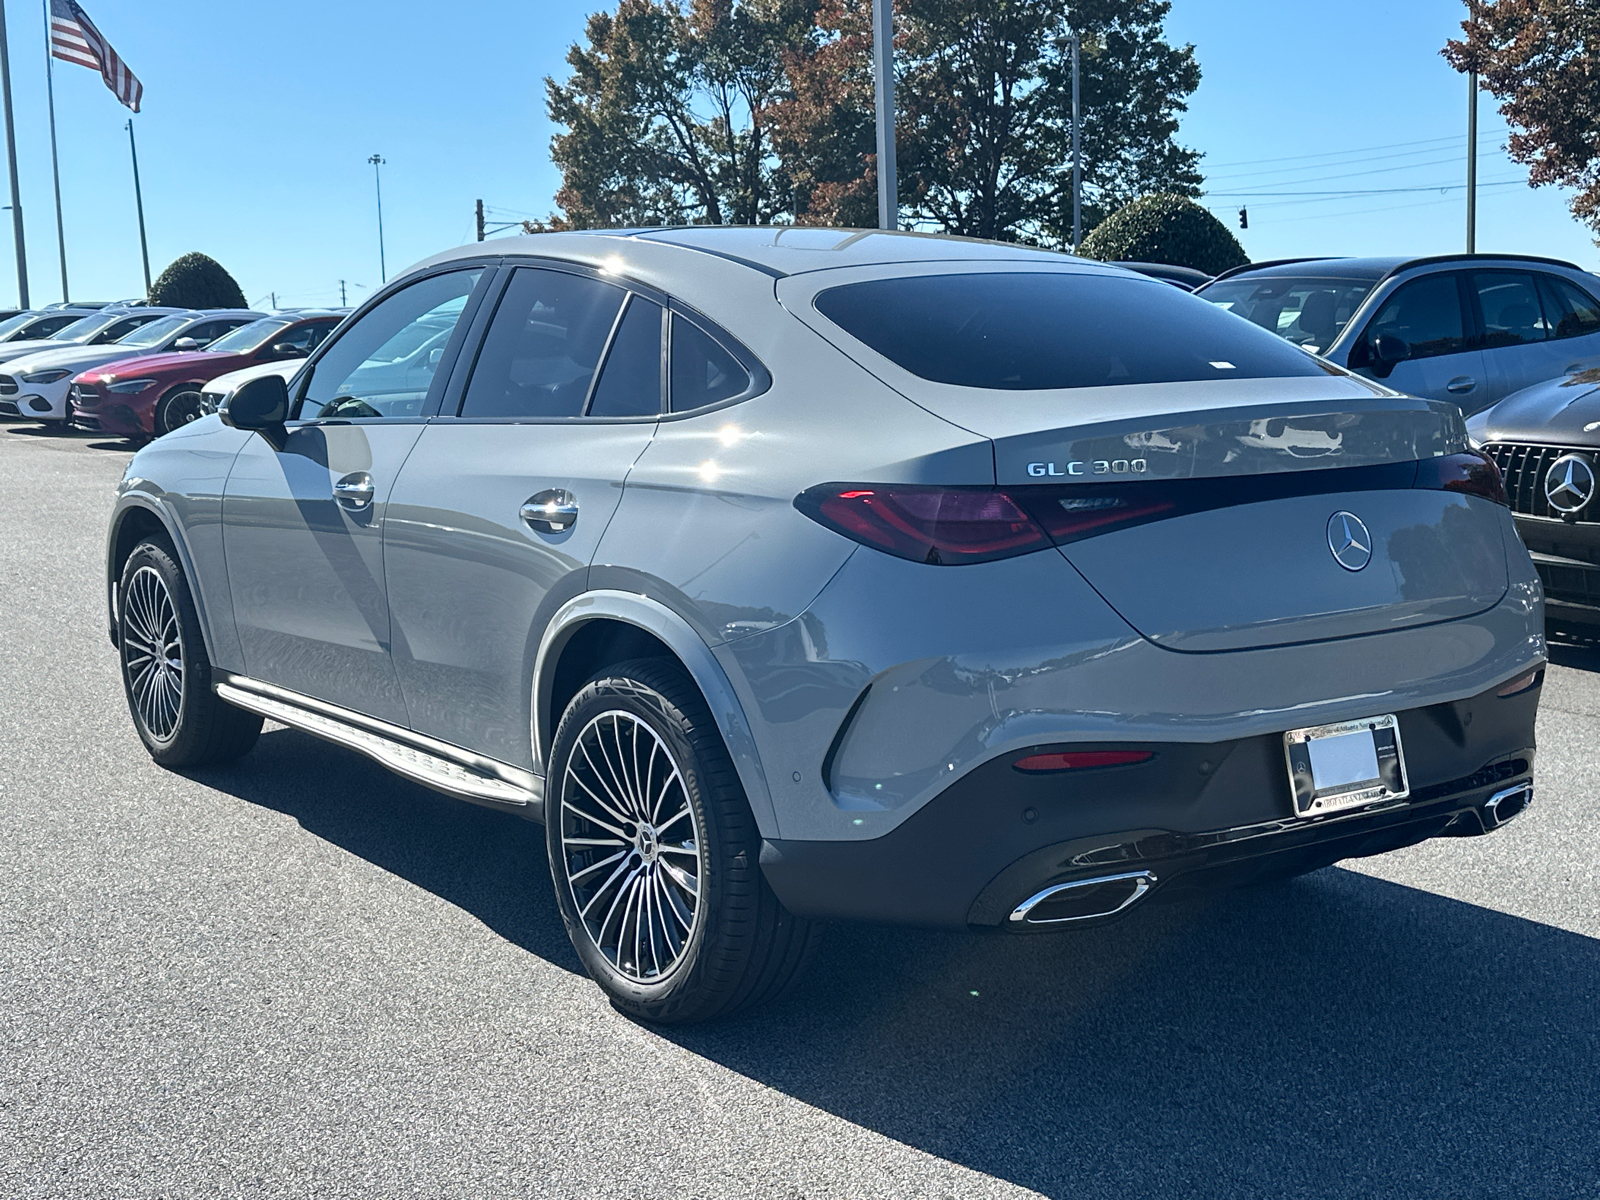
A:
[1544, 454, 1596, 515]
[1327, 511, 1372, 572]
[1026, 458, 1148, 477]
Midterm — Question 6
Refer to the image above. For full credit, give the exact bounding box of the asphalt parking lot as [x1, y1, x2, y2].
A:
[1, 425, 1597, 1200]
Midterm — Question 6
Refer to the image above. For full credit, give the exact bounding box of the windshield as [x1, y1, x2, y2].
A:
[114, 315, 190, 350]
[49, 313, 126, 344]
[1199, 276, 1378, 354]
[204, 318, 291, 355]
[0, 311, 33, 338]
[814, 271, 1327, 390]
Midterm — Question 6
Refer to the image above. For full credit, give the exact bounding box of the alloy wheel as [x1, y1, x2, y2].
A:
[558, 710, 704, 983]
[160, 391, 204, 435]
[122, 564, 185, 742]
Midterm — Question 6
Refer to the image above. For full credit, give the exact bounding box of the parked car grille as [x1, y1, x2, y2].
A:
[69, 384, 101, 411]
[1536, 559, 1600, 609]
[1482, 443, 1597, 521]
[70, 412, 101, 432]
[0, 398, 17, 415]
[0, 374, 17, 396]
[199, 390, 225, 415]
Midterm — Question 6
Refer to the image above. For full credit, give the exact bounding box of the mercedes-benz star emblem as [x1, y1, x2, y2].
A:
[1544, 454, 1596, 515]
[1327, 511, 1372, 572]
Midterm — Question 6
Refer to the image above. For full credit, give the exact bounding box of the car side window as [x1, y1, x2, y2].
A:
[669, 313, 750, 411]
[96, 315, 158, 342]
[1538, 275, 1600, 341]
[588, 295, 663, 418]
[296, 269, 482, 421]
[1363, 275, 1467, 361]
[458, 267, 626, 419]
[1473, 272, 1548, 347]
[275, 320, 337, 355]
[186, 319, 250, 347]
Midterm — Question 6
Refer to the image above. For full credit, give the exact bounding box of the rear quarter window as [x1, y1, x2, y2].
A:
[814, 271, 1330, 390]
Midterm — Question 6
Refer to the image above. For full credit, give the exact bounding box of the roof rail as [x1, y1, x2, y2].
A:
[1207, 256, 1340, 283]
[1377, 251, 1582, 284]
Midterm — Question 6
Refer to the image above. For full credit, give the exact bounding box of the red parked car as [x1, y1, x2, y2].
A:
[70, 311, 346, 438]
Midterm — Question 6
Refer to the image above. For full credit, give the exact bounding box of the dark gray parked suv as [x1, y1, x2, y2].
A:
[1199, 254, 1600, 415]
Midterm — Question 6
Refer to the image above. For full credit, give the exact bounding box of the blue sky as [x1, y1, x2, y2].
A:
[0, 0, 1590, 310]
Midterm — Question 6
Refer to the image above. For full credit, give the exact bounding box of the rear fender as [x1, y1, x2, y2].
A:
[532, 590, 778, 838]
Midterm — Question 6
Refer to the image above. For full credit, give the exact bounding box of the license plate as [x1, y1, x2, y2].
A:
[1283, 715, 1408, 817]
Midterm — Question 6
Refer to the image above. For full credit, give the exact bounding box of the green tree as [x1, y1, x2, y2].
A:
[771, 0, 1202, 244]
[1078, 192, 1246, 274]
[147, 252, 247, 309]
[1444, 1, 1600, 243]
[546, 0, 814, 227]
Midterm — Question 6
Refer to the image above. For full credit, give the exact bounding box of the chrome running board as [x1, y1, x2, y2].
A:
[214, 674, 543, 814]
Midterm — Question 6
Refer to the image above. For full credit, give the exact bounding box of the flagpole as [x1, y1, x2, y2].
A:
[125, 119, 148, 294]
[0, 0, 27, 307]
[41, 0, 66, 301]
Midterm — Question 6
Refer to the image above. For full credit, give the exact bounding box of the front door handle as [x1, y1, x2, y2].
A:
[333, 471, 375, 510]
[1446, 376, 1477, 394]
[521, 489, 578, 533]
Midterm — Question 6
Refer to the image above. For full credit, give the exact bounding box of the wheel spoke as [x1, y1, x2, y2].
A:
[577, 740, 635, 824]
[659, 858, 698, 898]
[568, 848, 628, 883]
[562, 787, 630, 840]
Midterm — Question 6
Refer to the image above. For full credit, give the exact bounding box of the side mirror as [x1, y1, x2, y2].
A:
[270, 342, 307, 358]
[173, 337, 201, 351]
[219, 373, 290, 449]
[427, 346, 445, 370]
[1370, 333, 1410, 376]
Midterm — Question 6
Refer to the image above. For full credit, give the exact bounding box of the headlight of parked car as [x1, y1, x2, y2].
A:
[22, 368, 72, 383]
[106, 378, 157, 393]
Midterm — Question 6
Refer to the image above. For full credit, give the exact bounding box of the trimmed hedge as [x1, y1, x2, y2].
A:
[148, 252, 247, 309]
[1079, 194, 1248, 277]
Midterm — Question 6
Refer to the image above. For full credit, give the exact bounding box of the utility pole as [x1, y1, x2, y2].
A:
[871, 0, 897, 230]
[1466, 0, 1478, 253]
[0, 0, 27, 308]
[368, 153, 387, 284]
[476, 197, 484, 242]
[339, 279, 346, 306]
[1070, 32, 1082, 252]
[270, 291, 276, 310]
[125, 120, 150, 295]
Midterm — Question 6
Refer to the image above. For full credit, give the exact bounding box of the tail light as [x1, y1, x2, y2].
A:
[1014, 750, 1153, 772]
[797, 452, 1511, 566]
[1418, 450, 1508, 506]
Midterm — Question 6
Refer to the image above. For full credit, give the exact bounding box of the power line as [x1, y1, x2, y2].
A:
[1201, 128, 1511, 172]
[1203, 135, 1512, 184]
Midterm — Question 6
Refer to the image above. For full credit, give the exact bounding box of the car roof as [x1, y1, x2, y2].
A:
[1207, 252, 1586, 286]
[416, 225, 1096, 280]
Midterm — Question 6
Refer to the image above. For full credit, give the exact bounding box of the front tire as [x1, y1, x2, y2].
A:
[154, 387, 205, 437]
[547, 658, 820, 1023]
[118, 538, 262, 766]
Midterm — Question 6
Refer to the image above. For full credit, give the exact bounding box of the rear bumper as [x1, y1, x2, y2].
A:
[758, 678, 1540, 929]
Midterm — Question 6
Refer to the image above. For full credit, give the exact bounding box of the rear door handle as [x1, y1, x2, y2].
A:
[521, 489, 578, 533]
[1446, 376, 1477, 394]
[333, 471, 375, 510]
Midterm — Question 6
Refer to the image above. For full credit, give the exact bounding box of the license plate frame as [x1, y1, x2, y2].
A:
[1283, 714, 1408, 818]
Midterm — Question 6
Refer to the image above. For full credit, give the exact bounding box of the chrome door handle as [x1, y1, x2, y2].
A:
[520, 489, 578, 533]
[1446, 376, 1477, 394]
[333, 471, 375, 510]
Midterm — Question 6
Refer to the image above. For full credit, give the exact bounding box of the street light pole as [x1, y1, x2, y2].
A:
[368, 154, 387, 284]
[126, 120, 151, 295]
[0, 0, 27, 307]
[1465, 1, 1478, 253]
[871, 0, 897, 231]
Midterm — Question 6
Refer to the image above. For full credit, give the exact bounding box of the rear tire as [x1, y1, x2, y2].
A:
[546, 658, 820, 1024]
[118, 538, 262, 767]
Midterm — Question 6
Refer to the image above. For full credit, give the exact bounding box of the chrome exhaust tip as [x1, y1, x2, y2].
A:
[1009, 870, 1158, 926]
[1481, 782, 1532, 831]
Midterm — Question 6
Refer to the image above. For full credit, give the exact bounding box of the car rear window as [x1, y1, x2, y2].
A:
[814, 271, 1329, 390]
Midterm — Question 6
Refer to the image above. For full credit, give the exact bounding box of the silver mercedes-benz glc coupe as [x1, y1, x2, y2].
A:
[106, 228, 1545, 1023]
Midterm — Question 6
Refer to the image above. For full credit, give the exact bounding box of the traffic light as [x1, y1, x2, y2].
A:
[1239, 207, 1249, 230]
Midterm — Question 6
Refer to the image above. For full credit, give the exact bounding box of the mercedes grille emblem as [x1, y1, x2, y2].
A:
[1327, 511, 1372, 572]
[1544, 454, 1596, 515]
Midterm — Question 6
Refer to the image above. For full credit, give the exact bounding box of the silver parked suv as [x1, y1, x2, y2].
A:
[106, 228, 1545, 1022]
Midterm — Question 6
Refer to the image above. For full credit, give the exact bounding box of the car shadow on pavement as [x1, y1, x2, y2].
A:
[188, 725, 583, 974]
[675, 873, 1600, 1198]
[1547, 634, 1600, 673]
[205, 727, 1600, 1198]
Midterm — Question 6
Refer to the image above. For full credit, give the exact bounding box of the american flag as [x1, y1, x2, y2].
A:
[49, 0, 142, 113]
